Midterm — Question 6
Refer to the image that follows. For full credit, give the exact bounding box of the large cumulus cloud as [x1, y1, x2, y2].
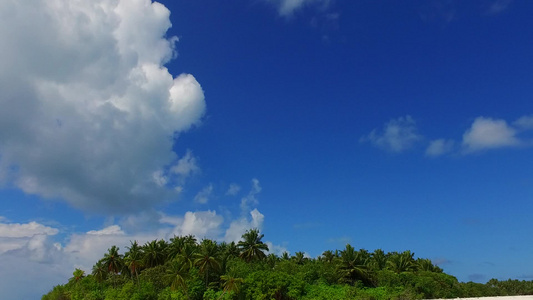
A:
[0, 0, 205, 213]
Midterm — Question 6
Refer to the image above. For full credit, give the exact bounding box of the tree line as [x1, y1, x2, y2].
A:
[43, 229, 533, 299]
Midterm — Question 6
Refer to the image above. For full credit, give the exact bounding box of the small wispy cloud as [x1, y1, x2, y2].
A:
[462, 117, 520, 153]
[225, 183, 241, 196]
[365, 114, 533, 157]
[327, 236, 352, 245]
[240, 178, 262, 213]
[170, 150, 201, 180]
[361, 115, 422, 153]
[194, 184, 213, 204]
[265, 0, 332, 17]
[484, 0, 513, 15]
[426, 138, 455, 157]
[513, 115, 533, 130]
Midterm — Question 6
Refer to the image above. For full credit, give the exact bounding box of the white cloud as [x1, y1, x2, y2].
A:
[0, 0, 205, 213]
[225, 183, 241, 196]
[0, 220, 60, 257]
[462, 117, 520, 153]
[170, 150, 201, 180]
[361, 115, 422, 152]
[194, 184, 214, 204]
[224, 208, 265, 242]
[0, 221, 58, 238]
[120, 210, 165, 233]
[514, 115, 533, 130]
[0, 219, 66, 299]
[171, 211, 224, 240]
[87, 225, 125, 236]
[0, 240, 67, 300]
[266, 0, 331, 16]
[240, 178, 262, 212]
[426, 139, 455, 157]
[265, 241, 289, 256]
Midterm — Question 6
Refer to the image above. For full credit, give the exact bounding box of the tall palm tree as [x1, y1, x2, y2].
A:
[168, 235, 186, 259]
[165, 259, 190, 297]
[237, 229, 269, 262]
[322, 250, 336, 263]
[416, 258, 442, 272]
[157, 239, 169, 256]
[177, 243, 197, 270]
[72, 268, 85, 284]
[219, 275, 244, 299]
[143, 240, 166, 268]
[338, 244, 370, 285]
[124, 240, 144, 284]
[183, 234, 197, 246]
[387, 250, 416, 274]
[194, 239, 221, 288]
[266, 253, 278, 269]
[293, 251, 307, 265]
[369, 249, 388, 271]
[224, 241, 240, 259]
[92, 260, 108, 283]
[102, 245, 123, 287]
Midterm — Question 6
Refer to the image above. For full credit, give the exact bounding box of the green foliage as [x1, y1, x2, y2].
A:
[243, 270, 305, 299]
[203, 288, 235, 300]
[157, 287, 187, 300]
[43, 232, 533, 300]
[139, 265, 168, 291]
[302, 283, 355, 300]
[486, 278, 533, 295]
[411, 271, 461, 299]
[42, 285, 71, 300]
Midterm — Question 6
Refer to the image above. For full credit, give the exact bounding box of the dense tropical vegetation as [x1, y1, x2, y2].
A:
[43, 229, 533, 299]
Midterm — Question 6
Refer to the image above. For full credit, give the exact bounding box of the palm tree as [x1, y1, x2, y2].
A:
[266, 253, 278, 268]
[177, 243, 197, 270]
[124, 240, 144, 284]
[322, 250, 336, 263]
[157, 239, 169, 255]
[281, 251, 290, 261]
[194, 239, 221, 288]
[183, 234, 197, 246]
[387, 250, 416, 274]
[338, 244, 370, 285]
[168, 235, 186, 259]
[237, 229, 269, 262]
[219, 275, 244, 299]
[102, 245, 123, 287]
[369, 249, 388, 271]
[416, 258, 442, 272]
[72, 268, 85, 284]
[143, 240, 167, 268]
[92, 260, 108, 283]
[293, 251, 307, 265]
[224, 241, 240, 259]
[165, 259, 190, 297]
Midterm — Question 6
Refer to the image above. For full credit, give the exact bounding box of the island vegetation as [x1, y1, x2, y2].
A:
[43, 229, 533, 300]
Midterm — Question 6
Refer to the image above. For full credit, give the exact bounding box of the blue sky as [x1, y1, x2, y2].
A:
[1, 0, 533, 298]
